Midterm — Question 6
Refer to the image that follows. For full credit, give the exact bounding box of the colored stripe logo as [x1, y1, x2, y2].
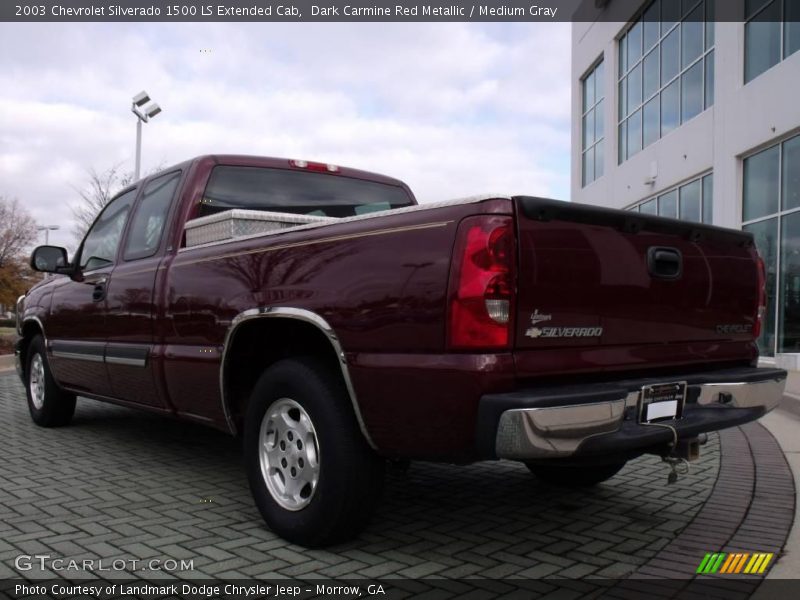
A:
[696, 552, 774, 574]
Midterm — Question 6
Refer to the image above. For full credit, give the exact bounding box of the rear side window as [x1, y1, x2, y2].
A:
[80, 189, 136, 271]
[199, 166, 413, 218]
[124, 171, 181, 260]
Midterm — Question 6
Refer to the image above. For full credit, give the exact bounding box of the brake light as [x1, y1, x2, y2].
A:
[289, 159, 340, 173]
[447, 215, 515, 349]
[754, 254, 767, 339]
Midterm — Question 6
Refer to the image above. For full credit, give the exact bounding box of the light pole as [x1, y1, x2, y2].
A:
[36, 225, 59, 246]
[131, 90, 162, 180]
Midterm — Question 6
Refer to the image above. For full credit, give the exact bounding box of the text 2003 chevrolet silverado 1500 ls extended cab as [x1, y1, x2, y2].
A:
[16, 154, 786, 546]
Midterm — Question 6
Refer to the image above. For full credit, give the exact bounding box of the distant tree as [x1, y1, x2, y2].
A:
[0, 197, 39, 309]
[0, 257, 37, 308]
[0, 197, 38, 268]
[71, 163, 164, 241]
[71, 164, 134, 242]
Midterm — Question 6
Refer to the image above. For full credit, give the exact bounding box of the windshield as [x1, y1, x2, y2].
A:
[199, 165, 414, 219]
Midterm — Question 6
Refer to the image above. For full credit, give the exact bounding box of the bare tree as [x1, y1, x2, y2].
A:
[71, 164, 133, 242]
[71, 163, 165, 241]
[0, 257, 37, 308]
[0, 196, 38, 268]
[0, 197, 39, 309]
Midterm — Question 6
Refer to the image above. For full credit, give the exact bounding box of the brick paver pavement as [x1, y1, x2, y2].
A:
[0, 373, 725, 580]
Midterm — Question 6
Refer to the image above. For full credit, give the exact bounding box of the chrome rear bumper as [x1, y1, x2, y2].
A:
[487, 369, 786, 460]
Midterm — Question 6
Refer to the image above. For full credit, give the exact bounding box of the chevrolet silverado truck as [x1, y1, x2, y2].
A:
[16, 154, 786, 547]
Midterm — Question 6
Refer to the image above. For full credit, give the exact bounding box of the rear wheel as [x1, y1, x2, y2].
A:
[25, 335, 76, 427]
[244, 357, 384, 547]
[526, 461, 626, 487]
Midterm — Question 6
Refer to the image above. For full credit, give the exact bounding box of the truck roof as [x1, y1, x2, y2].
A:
[145, 154, 408, 189]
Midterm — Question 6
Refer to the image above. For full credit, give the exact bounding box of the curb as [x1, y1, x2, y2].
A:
[0, 354, 14, 373]
[779, 394, 800, 421]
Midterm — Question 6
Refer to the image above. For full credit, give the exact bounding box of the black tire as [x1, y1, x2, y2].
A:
[243, 357, 384, 547]
[526, 461, 626, 487]
[25, 335, 76, 427]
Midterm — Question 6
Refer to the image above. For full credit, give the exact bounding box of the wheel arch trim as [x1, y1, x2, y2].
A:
[21, 315, 48, 354]
[219, 307, 376, 449]
[17, 315, 48, 380]
[21, 315, 47, 340]
[16, 294, 25, 335]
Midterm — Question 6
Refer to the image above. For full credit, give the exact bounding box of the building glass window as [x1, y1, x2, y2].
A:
[742, 134, 800, 356]
[658, 189, 678, 217]
[787, 1, 800, 56]
[582, 59, 605, 186]
[640, 198, 658, 214]
[745, 0, 799, 83]
[780, 212, 800, 352]
[702, 174, 713, 223]
[744, 218, 778, 356]
[679, 179, 702, 222]
[743, 145, 780, 221]
[618, 0, 715, 163]
[643, 97, 660, 147]
[681, 60, 704, 123]
[627, 172, 713, 224]
[704, 50, 715, 108]
[783, 135, 800, 210]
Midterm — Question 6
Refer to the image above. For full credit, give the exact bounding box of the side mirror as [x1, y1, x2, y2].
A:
[30, 246, 70, 274]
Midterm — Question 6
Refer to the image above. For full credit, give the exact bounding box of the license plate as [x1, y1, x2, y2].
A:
[638, 382, 686, 423]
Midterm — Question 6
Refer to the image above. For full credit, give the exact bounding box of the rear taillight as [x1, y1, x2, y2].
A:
[754, 254, 767, 339]
[447, 215, 515, 349]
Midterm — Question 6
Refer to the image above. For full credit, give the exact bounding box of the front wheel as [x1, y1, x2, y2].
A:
[25, 335, 76, 427]
[244, 357, 384, 547]
[526, 461, 626, 487]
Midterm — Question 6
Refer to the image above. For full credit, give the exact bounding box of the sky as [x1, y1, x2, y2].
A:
[0, 22, 571, 250]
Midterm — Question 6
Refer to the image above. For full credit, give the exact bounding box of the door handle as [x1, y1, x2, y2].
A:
[647, 247, 682, 279]
[91, 278, 108, 302]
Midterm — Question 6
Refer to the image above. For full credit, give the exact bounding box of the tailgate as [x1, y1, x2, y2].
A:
[513, 197, 759, 351]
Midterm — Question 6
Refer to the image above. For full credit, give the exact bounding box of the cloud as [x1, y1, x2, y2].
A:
[0, 22, 570, 250]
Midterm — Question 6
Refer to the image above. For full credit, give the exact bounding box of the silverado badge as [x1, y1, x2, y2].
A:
[526, 326, 604, 339]
[525, 310, 603, 339]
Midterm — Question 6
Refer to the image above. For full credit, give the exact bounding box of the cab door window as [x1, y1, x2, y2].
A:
[124, 171, 181, 260]
[80, 189, 136, 271]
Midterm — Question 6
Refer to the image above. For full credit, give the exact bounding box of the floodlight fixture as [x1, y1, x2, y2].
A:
[132, 91, 151, 106]
[145, 103, 162, 119]
[36, 225, 60, 245]
[131, 91, 163, 180]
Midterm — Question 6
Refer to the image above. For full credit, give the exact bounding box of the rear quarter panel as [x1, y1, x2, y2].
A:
[163, 198, 515, 453]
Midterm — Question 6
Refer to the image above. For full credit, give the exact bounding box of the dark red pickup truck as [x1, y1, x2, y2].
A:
[16, 154, 786, 546]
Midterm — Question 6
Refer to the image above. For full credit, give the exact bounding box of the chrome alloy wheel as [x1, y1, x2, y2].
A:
[258, 398, 320, 511]
[29, 353, 45, 410]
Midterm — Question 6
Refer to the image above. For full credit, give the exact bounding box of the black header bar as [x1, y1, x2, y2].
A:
[0, 0, 787, 23]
